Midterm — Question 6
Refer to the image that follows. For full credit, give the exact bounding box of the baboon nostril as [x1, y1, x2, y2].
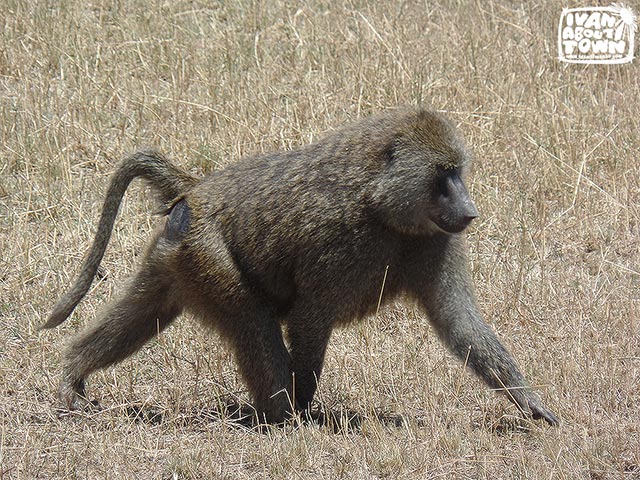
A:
[465, 202, 479, 220]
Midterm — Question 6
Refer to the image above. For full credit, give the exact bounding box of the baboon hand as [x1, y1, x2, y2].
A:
[528, 398, 559, 426]
[513, 390, 559, 426]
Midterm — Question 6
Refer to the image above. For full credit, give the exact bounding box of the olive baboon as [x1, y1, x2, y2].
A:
[44, 107, 559, 426]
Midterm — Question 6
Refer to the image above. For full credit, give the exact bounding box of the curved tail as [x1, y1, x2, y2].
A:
[42, 149, 197, 329]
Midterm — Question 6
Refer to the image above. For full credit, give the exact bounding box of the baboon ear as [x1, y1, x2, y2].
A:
[382, 133, 402, 165]
[382, 139, 397, 165]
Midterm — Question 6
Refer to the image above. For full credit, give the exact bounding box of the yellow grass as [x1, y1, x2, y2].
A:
[1, 1, 639, 478]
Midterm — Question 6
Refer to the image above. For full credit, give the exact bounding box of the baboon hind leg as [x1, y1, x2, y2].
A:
[286, 307, 333, 413]
[184, 244, 295, 423]
[217, 309, 293, 424]
[59, 258, 181, 410]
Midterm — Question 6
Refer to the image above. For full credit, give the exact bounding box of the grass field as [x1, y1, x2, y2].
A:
[1, 1, 639, 478]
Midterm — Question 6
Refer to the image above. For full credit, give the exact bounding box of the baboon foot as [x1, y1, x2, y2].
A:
[57, 379, 101, 413]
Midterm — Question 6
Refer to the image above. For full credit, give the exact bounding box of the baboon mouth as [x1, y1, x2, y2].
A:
[434, 217, 475, 234]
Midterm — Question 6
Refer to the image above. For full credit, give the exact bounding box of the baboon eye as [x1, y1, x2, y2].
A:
[436, 175, 449, 197]
[435, 167, 462, 198]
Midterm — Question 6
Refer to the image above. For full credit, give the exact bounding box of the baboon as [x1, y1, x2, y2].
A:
[44, 107, 559, 426]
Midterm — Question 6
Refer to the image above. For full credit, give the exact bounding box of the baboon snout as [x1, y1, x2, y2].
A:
[454, 200, 479, 232]
[461, 200, 479, 222]
[433, 173, 479, 233]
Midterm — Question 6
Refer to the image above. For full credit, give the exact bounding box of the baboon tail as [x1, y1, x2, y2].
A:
[42, 149, 197, 329]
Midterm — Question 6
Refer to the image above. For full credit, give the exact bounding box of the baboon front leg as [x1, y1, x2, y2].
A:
[59, 260, 181, 410]
[418, 245, 559, 425]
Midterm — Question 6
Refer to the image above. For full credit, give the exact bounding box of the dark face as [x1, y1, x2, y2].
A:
[370, 110, 480, 236]
[429, 168, 479, 233]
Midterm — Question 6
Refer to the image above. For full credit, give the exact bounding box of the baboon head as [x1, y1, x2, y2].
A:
[372, 110, 479, 235]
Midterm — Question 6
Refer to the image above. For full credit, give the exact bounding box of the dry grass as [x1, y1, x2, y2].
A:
[1, 0, 639, 478]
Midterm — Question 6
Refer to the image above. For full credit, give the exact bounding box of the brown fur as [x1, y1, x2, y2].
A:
[44, 107, 558, 425]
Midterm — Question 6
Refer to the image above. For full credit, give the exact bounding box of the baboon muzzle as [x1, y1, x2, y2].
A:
[434, 173, 479, 233]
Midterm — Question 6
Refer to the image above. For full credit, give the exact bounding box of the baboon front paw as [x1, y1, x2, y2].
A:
[528, 399, 559, 426]
[510, 390, 559, 426]
[516, 392, 559, 426]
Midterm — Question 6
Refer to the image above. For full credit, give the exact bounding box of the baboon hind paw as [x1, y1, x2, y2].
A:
[57, 381, 102, 414]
